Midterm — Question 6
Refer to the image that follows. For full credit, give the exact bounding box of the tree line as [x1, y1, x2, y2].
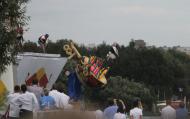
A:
[21, 39, 190, 110]
[1, 0, 190, 111]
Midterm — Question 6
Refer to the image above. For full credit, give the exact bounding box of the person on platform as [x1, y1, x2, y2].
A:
[38, 34, 49, 53]
[7, 85, 21, 119]
[104, 43, 119, 69]
[106, 43, 119, 61]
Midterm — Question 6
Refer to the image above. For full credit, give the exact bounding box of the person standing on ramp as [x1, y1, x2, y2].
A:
[38, 34, 49, 53]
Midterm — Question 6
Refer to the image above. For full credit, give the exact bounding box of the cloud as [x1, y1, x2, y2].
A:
[112, 5, 168, 17]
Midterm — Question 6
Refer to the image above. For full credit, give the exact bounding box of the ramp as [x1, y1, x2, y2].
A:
[15, 52, 67, 89]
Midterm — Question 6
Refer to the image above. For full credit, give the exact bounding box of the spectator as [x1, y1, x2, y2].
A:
[103, 98, 118, 119]
[59, 90, 72, 109]
[161, 99, 176, 119]
[113, 100, 126, 119]
[94, 110, 103, 119]
[138, 100, 143, 110]
[40, 88, 55, 110]
[176, 102, 188, 119]
[49, 84, 60, 108]
[49, 84, 72, 109]
[130, 99, 143, 119]
[27, 79, 43, 103]
[13, 84, 39, 119]
[7, 85, 21, 119]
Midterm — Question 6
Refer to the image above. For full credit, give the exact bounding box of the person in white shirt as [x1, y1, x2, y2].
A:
[130, 100, 143, 119]
[7, 85, 21, 119]
[58, 92, 72, 109]
[49, 84, 61, 108]
[13, 84, 39, 119]
[49, 84, 72, 109]
[94, 110, 104, 119]
[161, 99, 176, 119]
[113, 99, 126, 119]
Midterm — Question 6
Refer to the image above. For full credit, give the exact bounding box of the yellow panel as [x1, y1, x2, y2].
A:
[36, 68, 45, 80]
[98, 76, 107, 84]
[0, 80, 7, 95]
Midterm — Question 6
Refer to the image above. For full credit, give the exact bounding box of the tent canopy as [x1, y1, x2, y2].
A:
[15, 52, 67, 89]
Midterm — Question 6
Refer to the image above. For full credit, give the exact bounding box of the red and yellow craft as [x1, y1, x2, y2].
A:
[63, 42, 109, 88]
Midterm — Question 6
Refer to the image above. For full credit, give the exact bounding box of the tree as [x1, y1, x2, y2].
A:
[95, 41, 110, 58]
[22, 41, 40, 52]
[46, 39, 69, 56]
[0, 0, 29, 74]
[85, 76, 155, 111]
[21, 39, 190, 101]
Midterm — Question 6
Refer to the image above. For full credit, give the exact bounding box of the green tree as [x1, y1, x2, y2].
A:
[85, 76, 155, 110]
[22, 41, 40, 52]
[21, 40, 190, 101]
[0, 0, 29, 74]
[95, 41, 110, 58]
[46, 39, 69, 56]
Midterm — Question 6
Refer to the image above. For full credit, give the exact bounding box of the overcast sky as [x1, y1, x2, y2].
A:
[25, 0, 190, 47]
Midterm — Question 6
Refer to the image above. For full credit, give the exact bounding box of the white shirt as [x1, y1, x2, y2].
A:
[8, 93, 20, 117]
[94, 110, 103, 119]
[13, 91, 39, 111]
[59, 92, 70, 109]
[113, 113, 126, 119]
[49, 90, 61, 108]
[49, 90, 71, 109]
[130, 107, 142, 119]
[161, 105, 176, 119]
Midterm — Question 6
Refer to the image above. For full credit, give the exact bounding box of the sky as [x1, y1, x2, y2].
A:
[24, 0, 190, 47]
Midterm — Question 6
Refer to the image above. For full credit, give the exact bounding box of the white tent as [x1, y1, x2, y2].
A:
[0, 52, 67, 93]
[16, 52, 67, 89]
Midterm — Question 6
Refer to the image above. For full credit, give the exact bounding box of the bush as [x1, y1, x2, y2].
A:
[84, 76, 155, 111]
